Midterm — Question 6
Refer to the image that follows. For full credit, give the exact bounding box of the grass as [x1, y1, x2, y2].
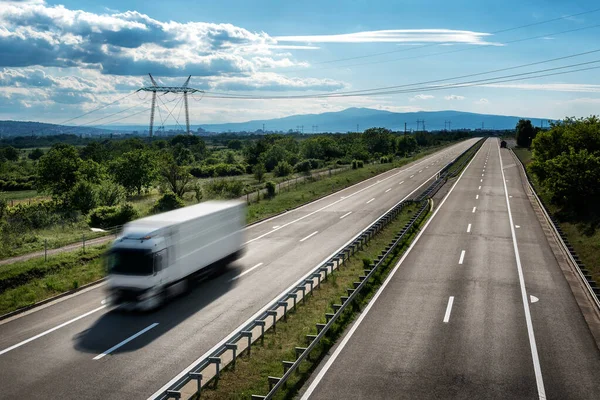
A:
[0, 245, 107, 315]
[197, 203, 424, 399]
[513, 148, 600, 285]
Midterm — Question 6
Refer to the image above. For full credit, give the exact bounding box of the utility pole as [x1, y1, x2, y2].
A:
[301, 125, 304, 134]
[423, 120, 426, 132]
[357, 123, 359, 133]
[404, 122, 407, 135]
[262, 123, 265, 132]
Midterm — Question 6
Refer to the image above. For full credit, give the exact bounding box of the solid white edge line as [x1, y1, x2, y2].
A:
[0, 305, 106, 356]
[94, 322, 159, 360]
[339, 211, 352, 219]
[300, 139, 485, 400]
[147, 140, 479, 400]
[300, 231, 319, 242]
[497, 140, 546, 399]
[459, 250, 466, 265]
[467, 223, 472, 233]
[229, 263, 264, 281]
[443, 296, 455, 323]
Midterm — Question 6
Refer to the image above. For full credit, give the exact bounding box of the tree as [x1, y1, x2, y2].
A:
[225, 151, 236, 164]
[80, 142, 108, 163]
[67, 180, 98, 214]
[110, 149, 157, 196]
[97, 180, 126, 207]
[36, 144, 83, 198]
[253, 163, 266, 183]
[28, 148, 44, 161]
[227, 139, 243, 150]
[363, 128, 394, 155]
[2, 146, 20, 162]
[172, 143, 195, 166]
[160, 155, 194, 198]
[397, 135, 418, 156]
[152, 193, 185, 213]
[516, 119, 535, 148]
[529, 116, 600, 215]
[273, 161, 293, 177]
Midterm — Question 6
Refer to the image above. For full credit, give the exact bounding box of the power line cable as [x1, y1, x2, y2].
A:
[296, 7, 600, 67]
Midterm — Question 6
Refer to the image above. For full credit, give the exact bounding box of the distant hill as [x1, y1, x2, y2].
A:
[0, 120, 116, 137]
[0, 108, 552, 137]
[199, 108, 550, 133]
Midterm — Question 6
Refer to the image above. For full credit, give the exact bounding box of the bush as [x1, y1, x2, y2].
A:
[265, 181, 276, 198]
[97, 180, 126, 207]
[68, 181, 98, 214]
[351, 159, 364, 169]
[294, 160, 312, 173]
[253, 163, 266, 183]
[189, 163, 246, 178]
[6, 201, 62, 231]
[273, 161, 293, 177]
[152, 193, 185, 213]
[88, 203, 138, 229]
[380, 156, 392, 164]
[205, 179, 245, 199]
[307, 159, 323, 169]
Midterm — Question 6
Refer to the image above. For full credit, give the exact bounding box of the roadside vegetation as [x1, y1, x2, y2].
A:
[197, 202, 425, 399]
[0, 129, 471, 260]
[513, 116, 600, 284]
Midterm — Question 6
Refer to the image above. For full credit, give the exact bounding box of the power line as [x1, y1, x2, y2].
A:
[56, 92, 136, 126]
[278, 22, 600, 74]
[203, 56, 600, 100]
[294, 7, 600, 67]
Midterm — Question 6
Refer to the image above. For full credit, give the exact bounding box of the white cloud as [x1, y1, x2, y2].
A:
[207, 72, 345, 92]
[275, 29, 501, 46]
[0, 2, 311, 77]
[410, 94, 435, 101]
[475, 98, 489, 104]
[483, 83, 600, 93]
[444, 94, 465, 100]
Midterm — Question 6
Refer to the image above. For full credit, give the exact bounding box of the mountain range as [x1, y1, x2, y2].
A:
[0, 108, 551, 137]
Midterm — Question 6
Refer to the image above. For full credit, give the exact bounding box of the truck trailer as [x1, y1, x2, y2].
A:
[106, 200, 246, 310]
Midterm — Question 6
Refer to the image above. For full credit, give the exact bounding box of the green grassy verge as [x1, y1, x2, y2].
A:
[245, 144, 450, 224]
[513, 148, 600, 284]
[0, 245, 107, 316]
[197, 203, 425, 399]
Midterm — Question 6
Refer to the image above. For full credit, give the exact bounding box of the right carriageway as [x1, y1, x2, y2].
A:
[301, 138, 600, 400]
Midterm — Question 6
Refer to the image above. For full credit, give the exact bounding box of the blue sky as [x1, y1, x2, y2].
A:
[1, 0, 599, 127]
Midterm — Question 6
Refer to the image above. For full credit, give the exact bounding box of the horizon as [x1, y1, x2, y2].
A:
[0, 1, 598, 129]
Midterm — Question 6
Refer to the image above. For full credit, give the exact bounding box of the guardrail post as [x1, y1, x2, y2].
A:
[225, 343, 237, 369]
[288, 293, 298, 311]
[165, 390, 182, 399]
[241, 330, 252, 356]
[277, 301, 288, 321]
[189, 372, 202, 394]
[266, 310, 278, 333]
[296, 286, 306, 304]
[304, 279, 314, 293]
[254, 320, 266, 344]
[208, 357, 221, 382]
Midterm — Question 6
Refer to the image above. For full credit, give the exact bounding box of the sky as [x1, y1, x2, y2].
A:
[0, 0, 599, 130]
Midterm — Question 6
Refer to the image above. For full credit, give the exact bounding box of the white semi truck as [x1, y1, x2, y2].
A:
[106, 200, 246, 310]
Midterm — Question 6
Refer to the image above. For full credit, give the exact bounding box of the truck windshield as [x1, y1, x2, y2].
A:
[108, 249, 154, 276]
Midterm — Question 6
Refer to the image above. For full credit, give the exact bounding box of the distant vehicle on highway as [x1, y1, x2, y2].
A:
[500, 140, 507, 148]
[106, 200, 246, 311]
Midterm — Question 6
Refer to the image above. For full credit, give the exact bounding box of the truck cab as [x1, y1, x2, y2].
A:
[106, 228, 170, 311]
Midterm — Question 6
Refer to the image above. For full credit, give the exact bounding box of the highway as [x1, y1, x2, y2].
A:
[301, 138, 600, 400]
[0, 139, 477, 400]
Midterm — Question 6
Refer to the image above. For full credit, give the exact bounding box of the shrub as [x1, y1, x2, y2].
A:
[307, 159, 323, 169]
[88, 203, 138, 229]
[265, 181, 276, 198]
[5, 201, 62, 231]
[273, 161, 293, 177]
[153, 193, 185, 213]
[352, 159, 364, 169]
[253, 163, 266, 183]
[68, 180, 98, 214]
[294, 160, 312, 174]
[380, 156, 392, 164]
[97, 180, 126, 207]
[205, 179, 245, 199]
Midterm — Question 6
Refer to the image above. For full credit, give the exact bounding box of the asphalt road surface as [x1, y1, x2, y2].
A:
[301, 138, 600, 400]
[0, 139, 478, 400]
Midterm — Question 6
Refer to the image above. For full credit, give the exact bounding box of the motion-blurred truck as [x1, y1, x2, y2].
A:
[106, 200, 246, 310]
